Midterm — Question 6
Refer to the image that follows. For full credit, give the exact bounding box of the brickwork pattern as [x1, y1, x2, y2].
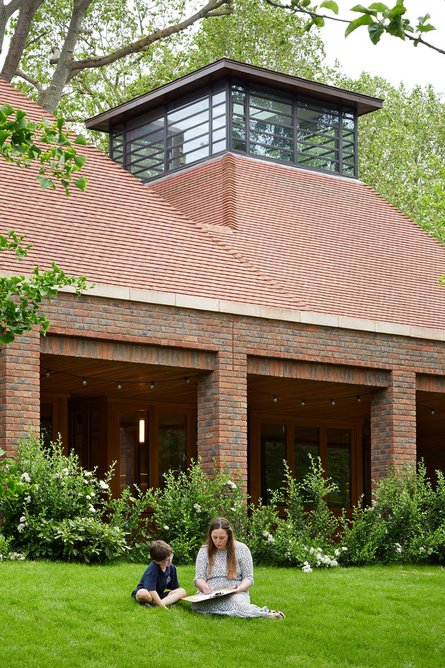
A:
[0, 330, 40, 454]
[371, 370, 417, 482]
[197, 350, 248, 481]
[3, 293, 445, 486]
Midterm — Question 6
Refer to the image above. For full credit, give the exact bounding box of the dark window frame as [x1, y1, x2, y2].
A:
[109, 77, 358, 182]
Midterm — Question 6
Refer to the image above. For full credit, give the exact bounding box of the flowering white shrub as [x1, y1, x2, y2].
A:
[339, 462, 445, 565]
[0, 534, 25, 561]
[308, 546, 339, 568]
[0, 436, 127, 563]
[262, 530, 275, 543]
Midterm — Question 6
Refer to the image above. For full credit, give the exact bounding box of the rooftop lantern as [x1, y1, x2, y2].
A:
[86, 59, 383, 183]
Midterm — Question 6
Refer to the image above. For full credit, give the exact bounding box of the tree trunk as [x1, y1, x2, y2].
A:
[38, 0, 94, 114]
[1, 0, 45, 82]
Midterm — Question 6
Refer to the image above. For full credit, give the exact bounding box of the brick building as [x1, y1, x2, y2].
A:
[1, 60, 445, 508]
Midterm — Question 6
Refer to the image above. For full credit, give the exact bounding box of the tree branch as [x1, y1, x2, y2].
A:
[264, 0, 444, 56]
[69, 0, 232, 74]
[264, 0, 349, 25]
[404, 32, 445, 56]
[1, 0, 45, 81]
[0, 0, 22, 54]
[38, 0, 95, 113]
[15, 67, 43, 92]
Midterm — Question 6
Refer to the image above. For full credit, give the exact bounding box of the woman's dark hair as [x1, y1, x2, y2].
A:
[206, 517, 237, 579]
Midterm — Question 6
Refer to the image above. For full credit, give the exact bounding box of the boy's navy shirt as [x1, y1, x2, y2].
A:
[132, 560, 179, 598]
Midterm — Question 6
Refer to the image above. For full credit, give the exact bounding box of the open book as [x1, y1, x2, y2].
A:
[183, 587, 236, 603]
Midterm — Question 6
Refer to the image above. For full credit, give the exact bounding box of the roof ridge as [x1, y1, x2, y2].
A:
[149, 161, 307, 308]
[201, 224, 310, 310]
[222, 154, 237, 230]
[151, 155, 310, 310]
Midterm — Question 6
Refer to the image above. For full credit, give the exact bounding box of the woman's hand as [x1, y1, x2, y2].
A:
[196, 578, 213, 595]
[234, 578, 252, 593]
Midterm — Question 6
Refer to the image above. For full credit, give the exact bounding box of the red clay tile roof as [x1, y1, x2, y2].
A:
[2, 77, 445, 330]
[151, 153, 445, 330]
[0, 77, 297, 309]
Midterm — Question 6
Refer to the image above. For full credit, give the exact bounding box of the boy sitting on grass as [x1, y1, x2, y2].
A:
[131, 540, 187, 609]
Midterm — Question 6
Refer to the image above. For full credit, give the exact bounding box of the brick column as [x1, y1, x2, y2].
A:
[197, 350, 248, 485]
[0, 331, 40, 456]
[370, 369, 416, 488]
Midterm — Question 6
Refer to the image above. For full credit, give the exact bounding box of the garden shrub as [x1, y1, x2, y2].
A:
[246, 494, 281, 564]
[145, 460, 248, 563]
[339, 462, 445, 565]
[2, 435, 444, 568]
[105, 485, 154, 563]
[248, 457, 341, 569]
[0, 532, 25, 561]
[281, 457, 339, 545]
[0, 436, 128, 563]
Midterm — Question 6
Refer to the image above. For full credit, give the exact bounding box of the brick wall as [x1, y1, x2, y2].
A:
[0, 330, 40, 454]
[370, 370, 417, 483]
[197, 349, 248, 481]
[3, 292, 445, 486]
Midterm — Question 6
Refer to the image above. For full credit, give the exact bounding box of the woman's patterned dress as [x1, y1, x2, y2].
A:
[192, 540, 271, 618]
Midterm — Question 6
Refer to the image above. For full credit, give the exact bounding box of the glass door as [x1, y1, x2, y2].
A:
[119, 410, 149, 491]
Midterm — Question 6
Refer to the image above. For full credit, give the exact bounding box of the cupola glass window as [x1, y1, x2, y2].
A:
[109, 79, 357, 182]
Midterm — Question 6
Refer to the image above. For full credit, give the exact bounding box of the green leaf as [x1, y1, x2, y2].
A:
[0, 331, 15, 344]
[35, 175, 56, 190]
[387, 16, 406, 38]
[74, 135, 87, 146]
[368, 22, 385, 43]
[388, 3, 406, 19]
[74, 177, 88, 191]
[351, 4, 376, 15]
[368, 2, 389, 11]
[320, 1, 338, 14]
[417, 23, 435, 34]
[0, 103, 13, 117]
[312, 15, 325, 27]
[345, 14, 373, 37]
[73, 155, 86, 169]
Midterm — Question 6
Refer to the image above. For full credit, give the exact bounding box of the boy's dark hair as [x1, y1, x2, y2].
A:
[150, 539, 172, 562]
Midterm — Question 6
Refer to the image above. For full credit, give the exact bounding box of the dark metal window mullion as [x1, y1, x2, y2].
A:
[339, 108, 344, 175]
[245, 83, 251, 155]
[294, 99, 299, 166]
[354, 110, 358, 178]
[209, 87, 213, 156]
[123, 124, 128, 171]
[163, 107, 168, 175]
[227, 80, 233, 153]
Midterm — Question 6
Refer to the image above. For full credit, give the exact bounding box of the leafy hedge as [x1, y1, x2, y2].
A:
[1, 435, 444, 568]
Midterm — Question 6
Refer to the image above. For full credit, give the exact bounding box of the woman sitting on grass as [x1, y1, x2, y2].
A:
[193, 517, 285, 619]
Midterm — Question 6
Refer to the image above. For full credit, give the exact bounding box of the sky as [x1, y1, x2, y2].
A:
[0, 1, 443, 93]
[321, 0, 445, 93]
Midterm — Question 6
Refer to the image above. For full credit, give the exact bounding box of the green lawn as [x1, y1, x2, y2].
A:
[0, 562, 444, 668]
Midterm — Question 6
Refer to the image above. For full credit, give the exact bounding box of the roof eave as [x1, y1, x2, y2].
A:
[85, 58, 383, 132]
